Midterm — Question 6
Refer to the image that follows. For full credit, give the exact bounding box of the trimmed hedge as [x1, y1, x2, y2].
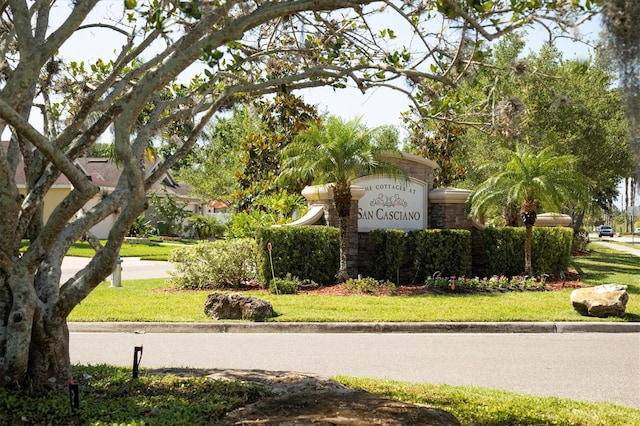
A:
[471, 227, 523, 278]
[367, 229, 407, 282]
[530, 226, 573, 275]
[408, 229, 471, 282]
[367, 229, 471, 283]
[256, 226, 340, 286]
[472, 226, 573, 277]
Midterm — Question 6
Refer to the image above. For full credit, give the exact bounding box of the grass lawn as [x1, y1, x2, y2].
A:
[69, 243, 640, 322]
[50, 239, 194, 260]
[337, 377, 640, 426]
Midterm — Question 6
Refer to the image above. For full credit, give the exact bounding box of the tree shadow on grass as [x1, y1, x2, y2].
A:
[573, 248, 640, 294]
[623, 312, 640, 322]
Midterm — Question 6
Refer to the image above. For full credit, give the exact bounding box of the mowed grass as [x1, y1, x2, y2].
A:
[69, 243, 640, 322]
[336, 377, 640, 426]
[574, 243, 640, 296]
[64, 240, 193, 260]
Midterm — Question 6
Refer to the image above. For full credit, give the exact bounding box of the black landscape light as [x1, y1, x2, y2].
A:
[133, 345, 143, 379]
[68, 380, 79, 413]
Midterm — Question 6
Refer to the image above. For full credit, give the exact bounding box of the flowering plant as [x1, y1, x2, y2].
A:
[424, 274, 546, 293]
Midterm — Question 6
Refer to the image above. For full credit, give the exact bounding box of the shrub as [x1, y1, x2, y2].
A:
[572, 228, 590, 254]
[256, 226, 340, 286]
[344, 277, 396, 295]
[407, 229, 471, 282]
[367, 229, 407, 282]
[268, 273, 302, 294]
[168, 239, 258, 289]
[128, 214, 154, 237]
[472, 227, 572, 277]
[531, 227, 573, 275]
[187, 215, 226, 240]
[226, 211, 278, 239]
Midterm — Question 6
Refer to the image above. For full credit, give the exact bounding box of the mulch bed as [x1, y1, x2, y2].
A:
[291, 266, 583, 296]
[160, 267, 584, 296]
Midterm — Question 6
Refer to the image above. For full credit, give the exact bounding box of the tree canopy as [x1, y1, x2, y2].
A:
[404, 31, 632, 225]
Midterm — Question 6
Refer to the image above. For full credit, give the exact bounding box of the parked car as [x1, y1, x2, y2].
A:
[598, 225, 614, 237]
[634, 228, 640, 234]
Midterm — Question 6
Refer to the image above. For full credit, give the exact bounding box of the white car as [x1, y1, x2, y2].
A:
[598, 225, 614, 237]
[634, 228, 640, 234]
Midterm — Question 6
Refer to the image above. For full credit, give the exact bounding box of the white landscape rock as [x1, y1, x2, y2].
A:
[570, 284, 629, 318]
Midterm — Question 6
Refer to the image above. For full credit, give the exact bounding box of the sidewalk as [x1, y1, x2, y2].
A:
[591, 239, 640, 257]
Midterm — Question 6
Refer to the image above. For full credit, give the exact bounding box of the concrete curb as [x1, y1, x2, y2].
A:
[68, 321, 640, 334]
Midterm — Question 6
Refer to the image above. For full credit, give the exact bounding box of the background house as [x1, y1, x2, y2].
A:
[11, 148, 202, 239]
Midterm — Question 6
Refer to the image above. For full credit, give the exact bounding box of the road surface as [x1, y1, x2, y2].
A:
[70, 331, 640, 409]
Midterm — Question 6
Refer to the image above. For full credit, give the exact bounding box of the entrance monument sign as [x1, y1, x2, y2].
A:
[354, 176, 428, 232]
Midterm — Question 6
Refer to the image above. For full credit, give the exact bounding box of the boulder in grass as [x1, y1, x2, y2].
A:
[570, 284, 629, 318]
[204, 292, 275, 321]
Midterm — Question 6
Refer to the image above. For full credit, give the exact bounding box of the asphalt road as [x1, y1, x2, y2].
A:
[69, 331, 640, 409]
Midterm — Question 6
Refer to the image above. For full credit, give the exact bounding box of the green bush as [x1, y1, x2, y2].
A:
[344, 277, 396, 295]
[472, 226, 573, 277]
[226, 211, 278, 239]
[367, 229, 407, 282]
[168, 239, 258, 289]
[187, 214, 226, 240]
[531, 226, 573, 275]
[407, 229, 471, 283]
[472, 227, 523, 278]
[269, 273, 302, 294]
[256, 226, 340, 286]
[127, 214, 155, 237]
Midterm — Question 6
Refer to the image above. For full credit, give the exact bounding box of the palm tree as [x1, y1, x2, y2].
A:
[280, 116, 405, 282]
[470, 144, 589, 275]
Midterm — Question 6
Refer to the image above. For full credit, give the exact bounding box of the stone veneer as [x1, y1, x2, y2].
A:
[428, 187, 473, 230]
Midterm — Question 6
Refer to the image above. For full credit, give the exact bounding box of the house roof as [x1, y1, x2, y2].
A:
[74, 158, 122, 190]
[208, 200, 230, 209]
[4, 142, 195, 201]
